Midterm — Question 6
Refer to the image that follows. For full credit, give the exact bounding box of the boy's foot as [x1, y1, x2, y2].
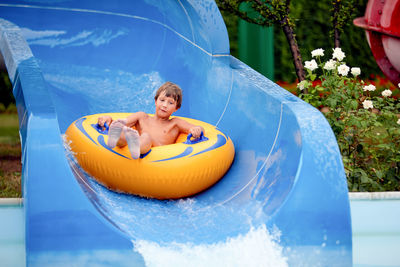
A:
[107, 121, 124, 148]
[124, 127, 141, 159]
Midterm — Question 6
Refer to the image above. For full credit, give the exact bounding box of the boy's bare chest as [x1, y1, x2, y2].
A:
[137, 118, 179, 145]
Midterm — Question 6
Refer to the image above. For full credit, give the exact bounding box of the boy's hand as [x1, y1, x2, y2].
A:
[98, 116, 113, 130]
[189, 126, 203, 139]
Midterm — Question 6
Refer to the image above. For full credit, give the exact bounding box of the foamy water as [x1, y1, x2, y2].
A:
[134, 224, 288, 267]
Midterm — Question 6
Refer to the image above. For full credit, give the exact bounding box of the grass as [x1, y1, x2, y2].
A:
[0, 112, 22, 198]
[0, 168, 22, 198]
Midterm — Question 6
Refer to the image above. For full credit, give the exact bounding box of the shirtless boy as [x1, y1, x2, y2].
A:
[97, 82, 204, 159]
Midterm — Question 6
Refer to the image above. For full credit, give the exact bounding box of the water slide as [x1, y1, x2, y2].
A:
[0, 1, 352, 266]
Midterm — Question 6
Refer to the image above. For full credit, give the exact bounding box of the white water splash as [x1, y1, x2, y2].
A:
[133, 224, 288, 267]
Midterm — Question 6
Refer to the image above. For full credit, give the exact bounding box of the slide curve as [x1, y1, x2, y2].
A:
[0, 1, 352, 266]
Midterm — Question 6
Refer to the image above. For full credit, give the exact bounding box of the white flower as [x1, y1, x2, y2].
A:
[363, 84, 376, 92]
[397, 118, 400, 125]
[305, 59, 318, 71]
[382, 89, 392, 97]
[362, 100, 374, 109]
[337, 64, 350, 76]
[311, 48, 324, 58]
[297, 80, 308, 90]
[332, 47, 346, 61]
[323, 59, 337, 70]
[351, 67, 361, 77]
[398, 83, 400, 88]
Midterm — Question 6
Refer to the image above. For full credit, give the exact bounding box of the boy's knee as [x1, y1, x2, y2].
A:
[139, 132, 152, 152]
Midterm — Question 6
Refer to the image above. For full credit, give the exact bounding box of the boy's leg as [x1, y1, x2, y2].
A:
[124, 128, 152, 159]
[107, 121, 125, 148]
[123, 127, 141, 159]
[139, 133, 152, 155]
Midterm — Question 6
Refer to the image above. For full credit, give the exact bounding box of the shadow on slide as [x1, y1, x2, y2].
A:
[0, 1, 352, 266]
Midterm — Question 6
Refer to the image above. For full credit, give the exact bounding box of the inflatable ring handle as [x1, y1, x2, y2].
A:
[184, 132, 209, 144]
[93, 122, 109, 134]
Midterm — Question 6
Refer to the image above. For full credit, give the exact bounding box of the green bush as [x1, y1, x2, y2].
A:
[5, 103, 17, 114]
[274, 0, 382, 82]
[0, 103, 5, 113]
[219, 0, 383, 83]
[0, 71, 14, 108]
[298, 48, 400, 191]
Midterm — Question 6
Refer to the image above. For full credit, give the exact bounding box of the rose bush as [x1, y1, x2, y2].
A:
[298, 48, 400, 191]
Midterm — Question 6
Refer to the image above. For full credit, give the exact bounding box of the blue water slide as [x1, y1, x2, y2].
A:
[0, 1, 352, 266]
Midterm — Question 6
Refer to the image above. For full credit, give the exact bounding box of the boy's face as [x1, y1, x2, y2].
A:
[155, 91, 178, 119]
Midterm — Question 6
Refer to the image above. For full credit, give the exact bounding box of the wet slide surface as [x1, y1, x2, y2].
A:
[0, 1, 352, 266]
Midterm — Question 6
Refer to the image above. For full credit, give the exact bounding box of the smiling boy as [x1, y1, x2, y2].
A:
[97, 82, 204, 159]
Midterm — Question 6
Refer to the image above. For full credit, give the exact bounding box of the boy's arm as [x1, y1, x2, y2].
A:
[125, 112, 147, 127]
[174, 118, 205, 139]
[97, 112, 146, 129]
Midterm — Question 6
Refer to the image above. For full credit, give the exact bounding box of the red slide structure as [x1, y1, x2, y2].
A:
[354, 0, 400, 86]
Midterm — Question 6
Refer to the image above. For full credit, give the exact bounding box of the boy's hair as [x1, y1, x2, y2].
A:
[154, 82, 182, 109]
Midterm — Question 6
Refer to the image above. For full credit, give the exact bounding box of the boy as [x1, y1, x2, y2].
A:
[97, 82, 204, 159]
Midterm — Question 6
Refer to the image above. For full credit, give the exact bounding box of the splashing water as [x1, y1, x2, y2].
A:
[134, 224, 288, 267]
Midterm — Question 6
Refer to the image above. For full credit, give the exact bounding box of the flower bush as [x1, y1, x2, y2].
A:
[297, 48, 400, 192]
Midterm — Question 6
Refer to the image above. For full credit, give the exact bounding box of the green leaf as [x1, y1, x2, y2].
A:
[356, 144, 363, 152]
[351, 100, 358, 109]
[375, 170, 384, 179]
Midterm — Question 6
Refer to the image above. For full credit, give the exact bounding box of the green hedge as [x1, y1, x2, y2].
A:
[219, 0, 383, 83]
[0, 71, 13, 108]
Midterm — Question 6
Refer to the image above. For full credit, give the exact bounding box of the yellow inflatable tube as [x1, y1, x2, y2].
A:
[65, 113, 235, 199]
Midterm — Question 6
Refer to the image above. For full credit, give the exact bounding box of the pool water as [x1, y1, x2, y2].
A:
[350, 193, 400, 267]
[0, 199, 25, 267]
[1, 194, 399, 267]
